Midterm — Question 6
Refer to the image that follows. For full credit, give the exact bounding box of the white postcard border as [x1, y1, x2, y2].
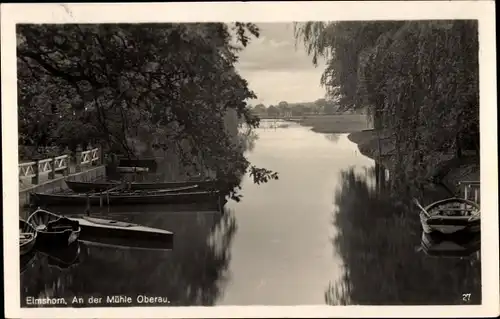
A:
[2, 1, 498, 318]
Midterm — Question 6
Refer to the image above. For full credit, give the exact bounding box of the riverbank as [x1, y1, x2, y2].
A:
[297, 114, 371, 133]
[347, 129, 480, 194]
[326, 130, 482, 305]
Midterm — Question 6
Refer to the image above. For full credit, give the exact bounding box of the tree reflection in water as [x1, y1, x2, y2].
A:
[325, 167, 481, 305]
[21, 208, 238, 307]
[239, 126, 259, 153]
[324, 134, 341, 144]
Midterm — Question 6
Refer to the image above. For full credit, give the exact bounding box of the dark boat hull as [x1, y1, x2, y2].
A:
[35, 228, 81, 248]
[80, 239, 172, 252]
[118, 159, 158, 172]
[31, 190, 223, 208]
[65, 179, 218, 193]
[26, 209, 81, 248]
[420, 231, 480, 258]
[69, 216, 174, 250]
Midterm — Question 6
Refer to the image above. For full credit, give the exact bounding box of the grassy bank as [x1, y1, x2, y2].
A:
[347, 129, 480, 193]
[297, 114, 372, 133]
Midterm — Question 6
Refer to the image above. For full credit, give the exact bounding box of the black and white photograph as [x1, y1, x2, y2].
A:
[2, 2, 498, 318]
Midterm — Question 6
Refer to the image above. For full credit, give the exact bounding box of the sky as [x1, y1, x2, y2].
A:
[234, 23, 327, 106]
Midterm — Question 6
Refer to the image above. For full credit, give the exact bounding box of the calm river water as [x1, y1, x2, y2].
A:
[20, 120, 481, 306]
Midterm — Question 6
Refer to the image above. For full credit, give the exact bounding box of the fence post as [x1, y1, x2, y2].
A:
[49, 157, 56, 179]
[91, 148, 98, 166]
[98, 147, 104, 165]
[76, 151, 82, 173]
[31, 160, 40, 185]
[62, 147, 70, 176]
[64, 156, 70, 176]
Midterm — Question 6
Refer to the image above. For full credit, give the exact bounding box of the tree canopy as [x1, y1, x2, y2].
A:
[295, 20, 479, 187]
[253, 103, 267, 115]
[18, 23, 278, 194]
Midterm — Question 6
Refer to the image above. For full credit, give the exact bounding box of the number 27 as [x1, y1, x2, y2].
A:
[462, 293, 471, 302]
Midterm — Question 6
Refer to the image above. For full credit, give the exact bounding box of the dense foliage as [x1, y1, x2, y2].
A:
[295, 21, 479, 189]
[295, 21, 481, 305]
[18, 23, 278, 194]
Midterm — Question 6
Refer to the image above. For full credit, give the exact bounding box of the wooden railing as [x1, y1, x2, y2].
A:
[19, 147, 102, 185]
[75, 148, 101, 172]
[458, 180, 480, 203]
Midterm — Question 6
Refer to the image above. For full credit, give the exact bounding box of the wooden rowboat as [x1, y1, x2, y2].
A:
[65, 179, 218, 193]
[415, 198, 480, 235]
[118, 158, 158, 172]
[19, 219, 37, 256]
[69, 215, 174, 250]
[27, 209, 81, 248]
[31, 189, 222, 207]
[420, 231, 480, 258]
[25, 208, 173, 251]
[79, 240, 172, 252]
[116, 166, 149, 173]
[102, 185, 200, 195]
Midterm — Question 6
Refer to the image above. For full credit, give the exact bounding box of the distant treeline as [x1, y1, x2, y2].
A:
[251, 96, 364, 117]
[295, 21, 479, 187]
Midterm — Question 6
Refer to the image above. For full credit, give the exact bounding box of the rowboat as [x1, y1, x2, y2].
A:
[118, 158, 158, 172]
[26, 209, 81, 247]
[69, 215, 174, 250]
[65, 179, 218, 193]
[116, 166, 149, 173]
[415, 198, 480, 235]
[31, 189, 222, 207]
[103, 185, 200, 194]
[38, 241, 81, 270]
[420, 231, 480, 258]
[19, 219, 37, 256]
[79, 239, 173, 252]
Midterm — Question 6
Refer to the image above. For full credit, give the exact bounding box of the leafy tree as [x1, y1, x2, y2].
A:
[295, 21, 479, 190]
[277, 101, 290, 116]
[302, 104, 313, 115]
[314, 98, 327, 113]
[267, 105, 280, 117]
[253, 103, 267, 115]
[323, 101, 337, 115]
[17, 23, 278, 196]
[294, 21, 403, 109]
[291, 104, 305, 116]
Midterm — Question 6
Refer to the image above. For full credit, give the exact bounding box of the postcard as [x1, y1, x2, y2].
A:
[2, 1, 498, 318]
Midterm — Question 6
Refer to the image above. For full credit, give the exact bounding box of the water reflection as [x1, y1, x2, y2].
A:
[326, 167, 481, 305]
[21, 209, 237, 307]
[218, 130, 373, 305]
[419, 231, 480, 258]
[20, 123, 482, 306]
[38, 241, 82, 271]
[20, 250, 38, 274]
[324, 134, 341, 144]
[239, 127, 259, 153]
